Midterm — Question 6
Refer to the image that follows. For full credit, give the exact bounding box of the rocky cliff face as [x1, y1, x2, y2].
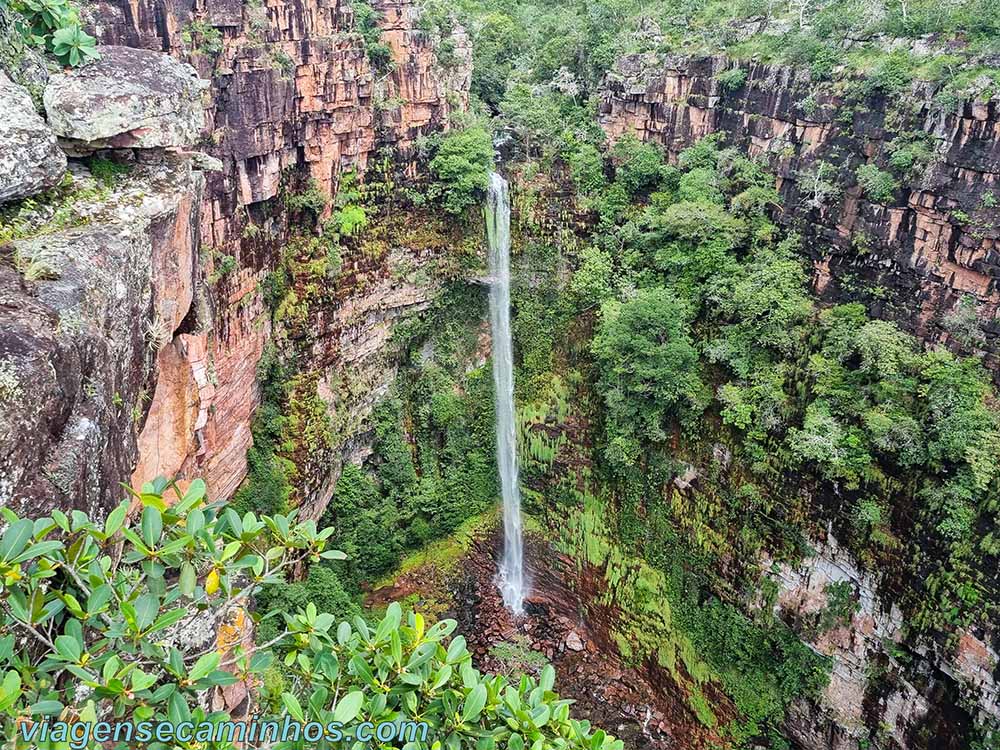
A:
[80, 0, 472, 504]
[765, 532, 998, 749]
[599, 53, 1000, 374]
[1, 47, 207, 517]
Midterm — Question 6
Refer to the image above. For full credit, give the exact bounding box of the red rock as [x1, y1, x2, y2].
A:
[85, 0, 474, 507]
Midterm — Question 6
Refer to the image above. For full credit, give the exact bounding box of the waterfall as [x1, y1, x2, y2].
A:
[485, 171, 526, 615]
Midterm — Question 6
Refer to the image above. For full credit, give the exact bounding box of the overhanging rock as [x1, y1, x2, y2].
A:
[43, 45, 208, 151]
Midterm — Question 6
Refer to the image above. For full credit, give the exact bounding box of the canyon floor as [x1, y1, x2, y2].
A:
[369, 520, 727, 749]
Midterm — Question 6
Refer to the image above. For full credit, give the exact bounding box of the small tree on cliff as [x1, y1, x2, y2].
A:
[0, 478, 622, 750]
[591, 288, 709, 467]
[428, 126, 495, 215]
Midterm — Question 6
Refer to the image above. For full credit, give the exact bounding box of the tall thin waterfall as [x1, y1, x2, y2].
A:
[485, 171, 525, 615]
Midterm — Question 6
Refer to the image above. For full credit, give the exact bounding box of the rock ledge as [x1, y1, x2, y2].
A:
[44, 46, 207, 150]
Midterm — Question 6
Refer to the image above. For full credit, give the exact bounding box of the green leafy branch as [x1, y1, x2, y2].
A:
[0, 477, 343, 746]
[6, 0, 99, 67]
[0, 477, 620, 750]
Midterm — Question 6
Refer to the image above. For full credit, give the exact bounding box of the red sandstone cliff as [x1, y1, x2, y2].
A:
[83, 0, 473, 504]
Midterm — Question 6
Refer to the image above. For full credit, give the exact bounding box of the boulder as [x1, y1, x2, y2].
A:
[565, 630, 585, 652]
[44, 46, 207, 150]
[0, 73, 67, 203]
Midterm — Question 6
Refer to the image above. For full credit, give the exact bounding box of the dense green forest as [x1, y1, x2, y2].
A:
[216, 0, 1000, 744]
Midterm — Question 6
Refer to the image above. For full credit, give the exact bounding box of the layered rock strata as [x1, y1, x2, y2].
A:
[83, 0, 473, 504]
[765, 533, 998, 749]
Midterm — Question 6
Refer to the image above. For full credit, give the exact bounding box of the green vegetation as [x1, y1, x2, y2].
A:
[351, 0, 393, 72]
[463, 117, 1000, 744]
[197, 1, 1000, 745]
[231, 346, 296, 517]
[323, 286, 498, 575]
[855, 163, 900, 204]
[716, 67, 748, 92]
[427, 126, 495, 215]
[7, 0, 99, 67]
[489, 634, 550, 677]
[0, 169, 132, 245]
[569, 134, 1000, 636]
[182, 18, 223, 56]
[321, 463, 402, 584]
[375, 509, 498, 589]
[328, 169, 368, 238]
[886, 133, 935, 180]
[84, 156, 133, 187]
[0, 478, 344, 745]
[235, 204, 494, 618]
[0, 480, 622, 750]
[556, 489, 830, 745]
[207, 251, 238, 284]
[591, 289, 707, 465]
[282, 175, 328, 218]
[35, 2, 990, 745]
[422, 0, 1000, 138]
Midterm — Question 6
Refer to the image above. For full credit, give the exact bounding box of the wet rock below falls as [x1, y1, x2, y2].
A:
[451, 532, 697, 750]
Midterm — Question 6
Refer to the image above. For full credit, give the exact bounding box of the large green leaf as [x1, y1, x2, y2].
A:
[462, 683, 487, 724]
[333, 690, 365, 724]
[188, 652, 220, 682]
[0, 519, 33, 561]
[282, 692, 304, 722]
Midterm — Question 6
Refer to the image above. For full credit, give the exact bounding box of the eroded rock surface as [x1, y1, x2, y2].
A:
[766, 532, 998, 749]
[84, 0, 474, 503]
[0, 160, 204, 516]
[0, 5, 48, 108]
[0, 73, 67, 203]
[44, 46, 207, 150]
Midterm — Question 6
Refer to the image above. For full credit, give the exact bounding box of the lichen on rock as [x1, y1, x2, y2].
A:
[0, 158, 205, 518]
[0, 73, 67, 204]
[44, 45, 208, 151]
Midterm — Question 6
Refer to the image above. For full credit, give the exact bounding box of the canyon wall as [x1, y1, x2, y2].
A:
[599, 53, 1000, 374]
[2, 0, 471, 516]
[1, 47, 208, 518]
[765, 531, 998, 749]
[82, 0, 472, 506]
[598, 54, 1000, 749]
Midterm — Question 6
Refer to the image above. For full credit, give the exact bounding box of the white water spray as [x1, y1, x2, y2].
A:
[485, 171, 526, 615]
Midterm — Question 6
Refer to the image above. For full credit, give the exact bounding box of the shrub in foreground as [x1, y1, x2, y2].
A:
[0, 478, 619, 750]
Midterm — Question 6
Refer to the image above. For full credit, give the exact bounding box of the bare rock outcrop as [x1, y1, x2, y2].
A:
[1, 43, 210, 516]
[0, 160, 205, 517]
[0, 5, 48, 107]
[765, 533, 999, 749]
[44, 46, 207, 150]
[0, 73, 67, 202]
